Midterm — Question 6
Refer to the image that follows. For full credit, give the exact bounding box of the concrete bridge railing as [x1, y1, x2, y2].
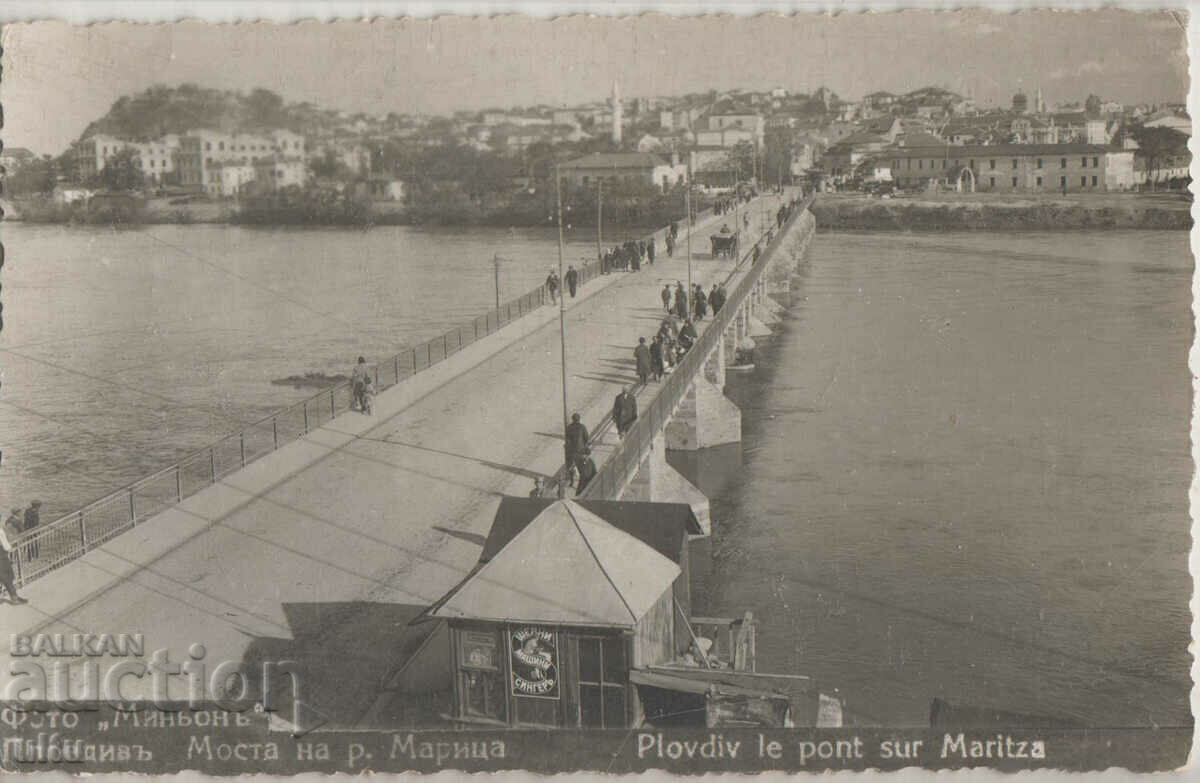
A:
[578, 194, 815, 513]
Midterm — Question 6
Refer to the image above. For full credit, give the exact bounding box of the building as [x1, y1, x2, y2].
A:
[421, 499, 834, 730]
[559, 152, 686, 192]
[704, 110, 764, 148]
[1144, 112, 1192, 136]
[887, 144, 1136, 192]
[0, 147, 36, 172]
[212, 163, 257, 197]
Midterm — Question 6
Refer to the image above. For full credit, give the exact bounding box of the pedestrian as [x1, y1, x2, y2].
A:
[678, 320, 698, 352]
[694, 287, 708, 321]
[351, 357, 370, 412]
[566, 264, 579, 298]
[634, 337, 652, 384]
[674, 282, 688, 320]
[646, 240, 655, 265]
[649, 335, 665, 381]
[530, 477, 546, 498]
[665, 233, 675, 257]
[546, 270, 559, 303]
[661, 284, 672, 313]
[0, 523, 27, 605]
[362, 375, 376, 416]
[23, 501, 40, 561]
[564, 412, 589, 483]
[575, 450, 597, 496]
[612, 386, 638, 437]
[715, 283, 728, 314]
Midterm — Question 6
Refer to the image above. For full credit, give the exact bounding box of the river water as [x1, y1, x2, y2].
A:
[3, 222, 1192, 728]
[0, 222, 599, 519]
[685, 229, 1193, 728]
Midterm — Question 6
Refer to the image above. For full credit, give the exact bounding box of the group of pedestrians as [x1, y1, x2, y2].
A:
[1, 501, 39, 604]
[661, 280, 727, 323]
[601, 239, 655, 274]
[558, 412, 598, 496]
[545, 265, 581, 303]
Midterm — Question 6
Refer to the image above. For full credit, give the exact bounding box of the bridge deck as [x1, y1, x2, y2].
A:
[2, 194, 789, 725]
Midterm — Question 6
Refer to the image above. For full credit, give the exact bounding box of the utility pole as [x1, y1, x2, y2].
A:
[596, 178, 603, 266]
[684, 185, 693, 317]
[492, 253, 501, 311]
[555, 165, 569, 498]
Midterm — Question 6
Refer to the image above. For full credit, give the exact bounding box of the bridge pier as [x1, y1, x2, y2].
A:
[663, 374, 741, 453]
[623, 433, 711, 535]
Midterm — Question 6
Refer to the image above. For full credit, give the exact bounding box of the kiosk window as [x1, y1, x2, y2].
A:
[578, 637, 628, 728]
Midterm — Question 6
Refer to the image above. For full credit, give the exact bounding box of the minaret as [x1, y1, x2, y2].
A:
[611, 80, 622, 146]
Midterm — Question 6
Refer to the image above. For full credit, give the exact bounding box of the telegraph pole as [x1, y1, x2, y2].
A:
[596, 179, 603, 267]
[493, 253, 501, 311]
[684, 185, 693, 317]
[555, 166, 569, 498]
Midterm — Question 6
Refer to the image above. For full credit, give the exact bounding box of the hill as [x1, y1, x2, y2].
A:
[79, 84, 328, 141]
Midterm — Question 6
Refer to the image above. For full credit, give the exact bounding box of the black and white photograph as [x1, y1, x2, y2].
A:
[0, 5, 1192, 774]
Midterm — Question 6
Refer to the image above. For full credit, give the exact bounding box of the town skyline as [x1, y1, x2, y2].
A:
[2, 10, 1188, 155]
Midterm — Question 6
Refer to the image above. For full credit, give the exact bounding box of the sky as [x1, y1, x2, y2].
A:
[0, 9, 1188, 155]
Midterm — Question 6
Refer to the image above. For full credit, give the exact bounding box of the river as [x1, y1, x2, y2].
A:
[682, 229, 1193, 728]
[3, 222, 1192, 729]
[0, 222, 600, 519]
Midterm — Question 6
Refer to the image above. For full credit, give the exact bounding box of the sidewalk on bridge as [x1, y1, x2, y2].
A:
[1, 192, 789, 726]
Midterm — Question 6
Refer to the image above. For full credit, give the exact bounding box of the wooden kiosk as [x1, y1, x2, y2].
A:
[422, 498, 840, 730]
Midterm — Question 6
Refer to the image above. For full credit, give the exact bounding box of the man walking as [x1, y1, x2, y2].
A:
[634, 337, 652, 385]
[649, 335, 665, 381]
[694, 286, 708, 321]
[564, 412, 589, 484]
[646, 240, 655, 265]
[674, 281, 688, 320]
[612, 387, 638, 438]
[351, 357, 370, 412]
[565, 264, 579, 298]
[575, 450, 597, 496]
[661, 284, 672, 313]
[546, 270, 559, 303]
[0, 523, 27, 604]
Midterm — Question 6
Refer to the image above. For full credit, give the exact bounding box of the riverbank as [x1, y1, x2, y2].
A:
[811, 191, 1192, 231]
[8, 190, 716, 229]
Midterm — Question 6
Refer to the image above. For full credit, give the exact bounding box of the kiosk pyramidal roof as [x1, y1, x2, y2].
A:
[430, 499, 680, 627]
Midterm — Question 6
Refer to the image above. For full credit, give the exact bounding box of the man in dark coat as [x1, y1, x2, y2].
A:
[634, 337, 652, 384]
[0, 524, 27, 604]
[645, 240, 655, 265]
[661, 284, 672, 312]
[674, 282, 688, 320]
[694, 287, 708, 321]
[564, 412, 589, 484]
[678, 320, 698, 352]
[612, 387, 638, 437]
[565, 265, 579, 298]
[649, 335, 665, 381]
[575, 450, 597, 496]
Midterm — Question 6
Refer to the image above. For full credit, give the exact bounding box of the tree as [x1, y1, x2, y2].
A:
[1084, 94, 1103, 117]
[764, 127, 795, 186]
[244, 88, 287, 129]
[1127, 124, 1189, 191]
[726, 140, 756, 183]
[93, 148, 144, 191]
[5, 156, 57, 196]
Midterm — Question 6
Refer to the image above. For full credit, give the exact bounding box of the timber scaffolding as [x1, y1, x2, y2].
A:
[6, 202, 735, 589]
[569, 192, 815, 500]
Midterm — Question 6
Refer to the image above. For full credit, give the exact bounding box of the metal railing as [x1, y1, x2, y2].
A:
[7, 209, 719, 588]
[576, 194, 813, 501]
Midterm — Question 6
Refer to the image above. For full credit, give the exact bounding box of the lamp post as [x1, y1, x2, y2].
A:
[555, 165, 569, 498]
[684, 185, 693, 318]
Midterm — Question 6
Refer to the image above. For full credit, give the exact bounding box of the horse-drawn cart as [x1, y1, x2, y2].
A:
[710, 231, 739, 258]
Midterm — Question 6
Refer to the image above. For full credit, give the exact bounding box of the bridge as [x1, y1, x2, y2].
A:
[2, 191, 816, 726]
